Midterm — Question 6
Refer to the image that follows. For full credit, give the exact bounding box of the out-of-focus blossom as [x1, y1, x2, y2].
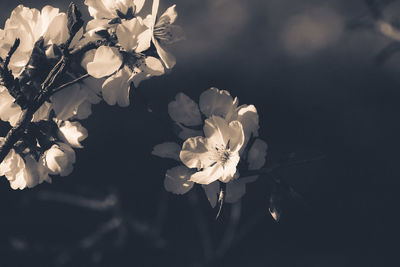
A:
[0, 5, 69, 76]
[44, 142, 76, 177]
[199, 87, 238, 119]
[164, 165, 194, 194]
[180, 115, 244, 184]
[57, 121, 88, 148]
[247, 139, 268, 170]
[152, 142, 181, 161]
[85, 0, 145, 20]
[168, 93, 202, 126]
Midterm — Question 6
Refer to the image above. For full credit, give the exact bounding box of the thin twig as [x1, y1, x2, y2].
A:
[52, 73, 90, 94]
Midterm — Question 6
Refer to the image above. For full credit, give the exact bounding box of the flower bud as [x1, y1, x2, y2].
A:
[57, 121, 88, 148]
[44, 143, 76, 176]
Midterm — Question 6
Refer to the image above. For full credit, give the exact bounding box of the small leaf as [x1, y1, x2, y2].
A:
[269, 192, 281, 222]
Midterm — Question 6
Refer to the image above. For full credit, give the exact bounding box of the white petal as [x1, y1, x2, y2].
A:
[102, 66, 132, 107]
[85, 0, 115, 19]
[177, 124, 203, 140]
[152, 142, 181, 161]
[87, 46, 122, 78]
[199, 87, 236, 118]
[180, 136, 213, 169]
[142, 56, 165, 75]
[0, 89, 22, 126]
[32, 102, 51, 122]
[117, 18, 150, 52]
[190, 163, 224, 185]
[51, 83, 82, 120]
[203, 116, 244, 152]
[236, 104, 259, 141]
[130, 57, 165, 87]
[164, 166, 194, 195]
[134, 0, 145, 13]
[153, 37, 176, 69]
[157, 5, 178, 25]
[168, 93, 202, 126]
[43, 13, 69, 45]
[151, 0, 160, 26]
[57, 121, 88, 148]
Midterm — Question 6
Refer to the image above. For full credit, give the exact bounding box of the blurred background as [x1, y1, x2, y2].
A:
[1, 0, 400, 266]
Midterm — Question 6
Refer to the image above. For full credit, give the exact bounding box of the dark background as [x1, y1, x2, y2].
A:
[0, 0, 400, 266]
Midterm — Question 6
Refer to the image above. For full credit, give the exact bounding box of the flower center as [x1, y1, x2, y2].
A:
[211, 140, 232, 167]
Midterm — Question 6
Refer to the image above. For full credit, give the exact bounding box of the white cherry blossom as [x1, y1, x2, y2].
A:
[150, 0, 184, 69]
[180, 115, 244, 184]
[0, 5, 69, 76]
[44, 142, 76, 177]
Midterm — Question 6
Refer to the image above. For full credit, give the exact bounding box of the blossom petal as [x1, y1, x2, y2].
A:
[164, 166, 194, 195]
[202, 181, 220, 208]
[130, 57, 165, 87]
[116, 18, 150, 52]
[203, 116, 244, 152]
[152, 142, 181, 161]
[87, 46, 122, 78]
[32, 101, 51, 122]
[51, 84, 83, 120]
[102, 66, 132, 107]
[151, 0, 160, 26]
[158, 4, 178, 25]
[247, 139, 268, 170]
[177, 123, 203, 140]
[85, 0, 114, 19]
[199, 87, 236, 118]
[236, 104, 259, 141]
[168, 93, 202, 126]
[43, 13, 69, 45]
[134, 0, 145, 13]
[0, 89, 22, 126]
[190, 162, 224, 185]
[57, 121, 88, 148]
[153, 38, 176, 69]
[180, 136, 214, 169]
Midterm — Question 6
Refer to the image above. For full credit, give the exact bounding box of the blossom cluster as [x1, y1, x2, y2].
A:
[0, 0, 182, 189]
[153, 88, 268, 207]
